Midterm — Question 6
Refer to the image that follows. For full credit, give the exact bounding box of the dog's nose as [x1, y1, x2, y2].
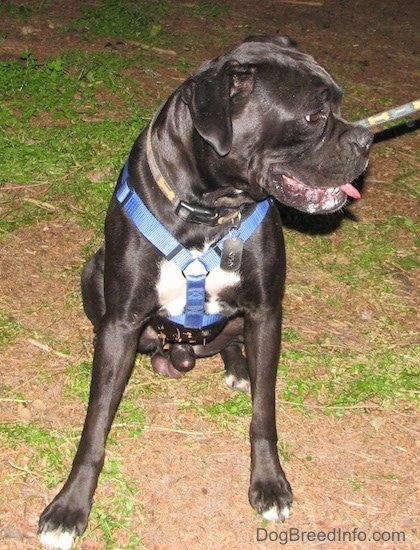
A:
[350, 126, 373, 149]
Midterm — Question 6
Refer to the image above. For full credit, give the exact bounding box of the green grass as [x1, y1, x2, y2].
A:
[0, 419, 144, 548]
[182, 1, 230, 18]
[0, 310, 24, 346]
[279, 205, 419, 414]
[2, 1, 35, 20]
[0, 422, 77, 487]
[0, 48, 157, 233]
[87, 456, 145, 549]
[204, 392, 252, 427]
[67, 0, 172, 41]
[278, 347, 419, 415]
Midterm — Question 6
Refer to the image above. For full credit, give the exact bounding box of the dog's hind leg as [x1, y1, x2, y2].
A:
[222, 343, 250, 392]
[81, 245, 106, 330]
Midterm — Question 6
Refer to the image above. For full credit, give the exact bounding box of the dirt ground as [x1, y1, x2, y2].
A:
[0, 1, 419, 549]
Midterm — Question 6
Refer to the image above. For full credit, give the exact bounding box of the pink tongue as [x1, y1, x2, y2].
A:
[340, 183, 361, 199]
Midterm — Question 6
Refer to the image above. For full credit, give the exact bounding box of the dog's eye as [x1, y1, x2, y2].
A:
[305, 111, 326, 123]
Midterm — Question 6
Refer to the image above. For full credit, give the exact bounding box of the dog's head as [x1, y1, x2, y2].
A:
[180, 35, 373, 214]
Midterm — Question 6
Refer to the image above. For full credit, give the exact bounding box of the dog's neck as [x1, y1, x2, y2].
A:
[146, 100, 258, 227]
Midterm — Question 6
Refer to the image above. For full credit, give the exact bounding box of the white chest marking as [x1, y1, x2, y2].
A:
[156, 252, 240, 317]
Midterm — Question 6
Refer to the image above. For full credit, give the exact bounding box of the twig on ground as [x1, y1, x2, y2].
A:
[125, 40, 177, 56]
[281, 0, 323, 5]
[276, 399, 417, 417]
[23, 198, 56, 211]
[342, 499, 381, 511]
[28, 338, 73, 360]
[143, 424, 218, 436]
[329, 443, 384, 464]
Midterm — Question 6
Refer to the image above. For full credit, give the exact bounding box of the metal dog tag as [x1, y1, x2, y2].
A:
[220, 237, 244, 272]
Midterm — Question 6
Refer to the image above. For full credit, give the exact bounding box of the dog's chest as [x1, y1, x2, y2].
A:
[156, 253, 240, 316]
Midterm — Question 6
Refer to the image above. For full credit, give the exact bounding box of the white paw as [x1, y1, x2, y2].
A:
[225, 373, 251, 393]
[262, 504, 291, 523]
[39, 529, 76, 550]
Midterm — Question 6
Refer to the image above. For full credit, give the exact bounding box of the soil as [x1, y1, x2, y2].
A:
[0, 1, 419, 549]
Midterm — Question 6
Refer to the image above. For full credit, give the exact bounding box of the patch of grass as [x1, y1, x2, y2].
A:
[278, 352, 324, 406]
[278, 346, 419, 414]
[0, 49, 156, 234]
[65, 361, 92, 401]
[0, 423, 77, 487]
[203, 392, 252, 428]
[341, 82, 373, 122]
[115, 394, 146, 438]
[0, 51, 91, 122]
[1, 48, 154, 129]
[89, 507, 143, 550]
[1, 2, 34, 20]
[286, 208, 418, 295]
[207, 392, 252, 417]
[0, 310, 24, 346]
[282, 327, 301, 343]
[277, 440, 292, 463]
[349, 479, 366, 492]
[329, 352, 420, 406]
[183, 1, 230, 18]
[392, 163, 420, 197]
[280, 203, 419, 413]
[67, 0, 172, 41]
[342, 214, 419, 287]
[85, 455, 145, 548]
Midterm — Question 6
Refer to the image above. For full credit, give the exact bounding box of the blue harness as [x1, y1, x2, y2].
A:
[116, 163, 272, 329]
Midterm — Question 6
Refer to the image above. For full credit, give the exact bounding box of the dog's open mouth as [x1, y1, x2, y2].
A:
[270, 173, 361, 214]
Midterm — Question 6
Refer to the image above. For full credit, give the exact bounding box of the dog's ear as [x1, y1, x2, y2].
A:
[181, 60, 255, 156]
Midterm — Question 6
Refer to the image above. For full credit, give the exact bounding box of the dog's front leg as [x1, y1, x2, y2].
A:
[38, 319, 140, 549]
[245, 308, 293, 522]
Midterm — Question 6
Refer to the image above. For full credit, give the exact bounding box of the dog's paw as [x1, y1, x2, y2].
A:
[225, 372, 251, 392]
[249, 478, 293, 523]
[261, 503, 292, 523]
[39, 527, 76, 550]
[39, 500, 88, 550]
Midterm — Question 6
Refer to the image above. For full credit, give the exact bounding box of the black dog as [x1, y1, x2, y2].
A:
[39, 35, 372, 549]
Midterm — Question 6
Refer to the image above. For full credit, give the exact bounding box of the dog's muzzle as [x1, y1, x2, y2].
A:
[269, 170, 364, 214]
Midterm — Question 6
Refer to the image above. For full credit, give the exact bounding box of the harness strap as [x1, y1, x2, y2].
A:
[117, 164, 193, 271]
[116, 163, 272, 329]
[183, 261, 208, 328]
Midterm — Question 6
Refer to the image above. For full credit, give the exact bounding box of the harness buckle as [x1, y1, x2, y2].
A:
[176, 200, 219, 225]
